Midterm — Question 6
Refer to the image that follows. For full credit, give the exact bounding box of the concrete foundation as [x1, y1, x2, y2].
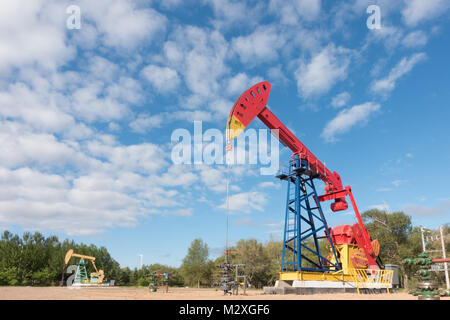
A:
[71, 283, 112, 287]
[263, 280, 390, 295]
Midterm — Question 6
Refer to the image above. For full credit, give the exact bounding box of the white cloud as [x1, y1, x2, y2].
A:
[172, 208, 193, 216]
[402, 0, 450, 27]
[292, 0, 322, 21]
[206, 0, 264, 30]
[0, 0, 74, 75]
[171, 110, 213, 122]
[198, 165, 227, 193]
[364, 26, 427, 51]
[0, 0, 167, 75]
[364, 26, 404, 51]
[376, 178, 408, 192]
[267, 65, 289, 84]
[159, 0, 184, 10]
[227, 73, 264, 96]
[392, 179, 407, 187]
[232, 25, 286, 64]
[0, 123, 94, 170]
[402, 30, 428, 48]
[332, 0, 402, 30]
[85, 56, 120, 82]
[79, 0, 167, 48]
[0, 127, 198, 235]
[0, 167, 69, 202]
[108, 122, 121, 132]
[0, 1, 226, 237]
[283, 27, 329, 56]
[258, 181, 280, 189]
[376, 188, 392, 192]
[331, 92, 351, 108]
[233, 217, 255, 226]
[369, 202, 390, 212]
[0, 167, 143, 235]
[6, 0, 444, 239]
[130, 113, 165, 133]
[269, 0, 322, 25]
[71, 82, 131, 123]
[158, 26, 245, 123]
[295, 44, 353, 98]
[156, 165, 198, 187]
[220, 191, 268, 213]
[0, 66, 145, 136]
[0, 66, 143, 136]
[151, 206, 195, 217]
[371, 53, 426, 95]
[0, 82, 75, 134]
[403, 201, 450, 217]
[321, 102, 380, 142]
[87, 141, 168, 174]
[106, 76, 143, 105]
[141, 64, 180, 93]
[207, 98, 235, 120]
[164, 26, 229, 99]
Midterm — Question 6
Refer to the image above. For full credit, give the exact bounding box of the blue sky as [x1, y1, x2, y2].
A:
[0, 0, 449, 269]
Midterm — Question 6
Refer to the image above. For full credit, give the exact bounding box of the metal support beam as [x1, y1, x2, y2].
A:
[440, 226, 449, 291]
[280, 156, 340, 272]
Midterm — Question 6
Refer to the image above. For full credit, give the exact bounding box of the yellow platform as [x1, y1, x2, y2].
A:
[279, 270, 355, 282]
[279, 269, 393, 294]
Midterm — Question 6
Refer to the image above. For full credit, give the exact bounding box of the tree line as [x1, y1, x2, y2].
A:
[0, 210, 448, 289]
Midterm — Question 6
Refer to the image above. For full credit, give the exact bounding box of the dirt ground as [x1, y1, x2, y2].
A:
[1, 286, 448, 300]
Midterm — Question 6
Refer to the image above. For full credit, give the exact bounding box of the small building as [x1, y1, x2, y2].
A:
[384, 264, 399, 288]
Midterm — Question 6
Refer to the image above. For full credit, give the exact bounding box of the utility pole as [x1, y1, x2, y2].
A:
[420, 226, 427, 253]
[439, 226, 449, 290]
[139, 254, 143, 269]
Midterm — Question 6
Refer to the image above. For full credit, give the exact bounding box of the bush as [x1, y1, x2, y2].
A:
[32, 268, 54, 286]
[0, 268, 19, 286]
[137, 277, 149, 287]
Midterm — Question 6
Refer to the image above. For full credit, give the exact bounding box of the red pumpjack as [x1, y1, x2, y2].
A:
[226, 81, 381, 269]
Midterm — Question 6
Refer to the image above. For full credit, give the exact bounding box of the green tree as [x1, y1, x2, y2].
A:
[362, 209, 422, 288]
[264, 240, 282, 286]
[116, 267, 131, 285]
[147, 263, 185, 287]
[231, 239, 270, 288]
[180, 239, 211, 287]
[0, 230, 122, 286]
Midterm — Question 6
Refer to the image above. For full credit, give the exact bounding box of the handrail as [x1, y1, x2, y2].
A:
[350, 268, 394, 294]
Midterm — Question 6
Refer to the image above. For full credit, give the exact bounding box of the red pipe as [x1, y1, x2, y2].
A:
[433, 258, 450, 263]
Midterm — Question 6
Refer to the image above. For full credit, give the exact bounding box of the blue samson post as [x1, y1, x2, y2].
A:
[278, 155, 341, 272]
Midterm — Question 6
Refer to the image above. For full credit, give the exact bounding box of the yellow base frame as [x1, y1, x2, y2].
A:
[279, 269, 394, 295]
[279, 270, 355, 282]
[279, 244, 362, 282]
[279, 243, 393, 293]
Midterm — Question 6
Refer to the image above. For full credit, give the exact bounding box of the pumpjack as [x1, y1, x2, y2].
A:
[226, 81, 391, 293]
[64, 249, 105, 285]
[148, 272, 169, 292]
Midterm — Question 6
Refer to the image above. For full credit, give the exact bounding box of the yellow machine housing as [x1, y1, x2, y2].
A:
[279, 244, 363, 281]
